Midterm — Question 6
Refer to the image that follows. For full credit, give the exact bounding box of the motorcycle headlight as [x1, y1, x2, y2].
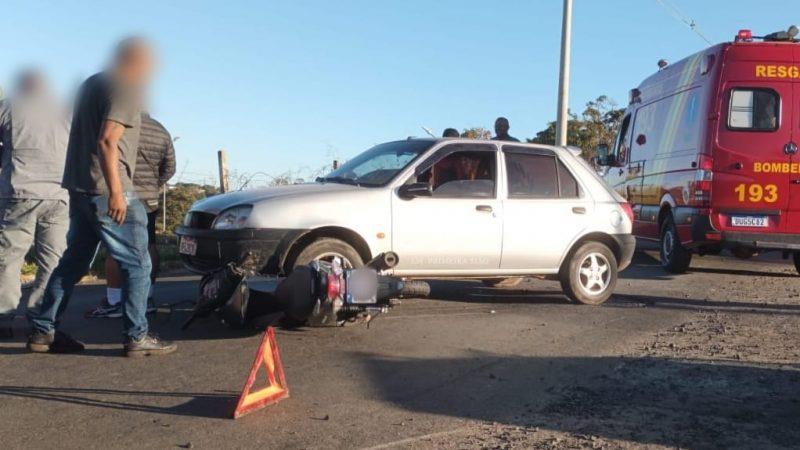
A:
[212, 206, 253, 230]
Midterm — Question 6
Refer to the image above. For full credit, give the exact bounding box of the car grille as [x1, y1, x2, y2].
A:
[185, 211, 216, 229]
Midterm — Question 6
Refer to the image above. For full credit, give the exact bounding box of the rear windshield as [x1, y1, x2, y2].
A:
[727, 88, 779, 131]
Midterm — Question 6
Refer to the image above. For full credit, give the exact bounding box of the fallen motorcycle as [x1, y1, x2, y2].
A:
[182, 252, 430, 330]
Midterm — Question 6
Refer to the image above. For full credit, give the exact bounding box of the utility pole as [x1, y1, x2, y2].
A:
[218, 149, 230, 193]
[162, 186, 167, 233]
[555, 0, 573, 146]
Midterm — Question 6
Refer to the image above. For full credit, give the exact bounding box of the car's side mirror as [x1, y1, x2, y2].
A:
[595, 143, 612, 166]
[398, 182, 433, 200]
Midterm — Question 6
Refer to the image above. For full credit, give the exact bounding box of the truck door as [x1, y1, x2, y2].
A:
[605, 112, 639, 205]
[714, 83, 793, 233]
[787, 82, 800, 231]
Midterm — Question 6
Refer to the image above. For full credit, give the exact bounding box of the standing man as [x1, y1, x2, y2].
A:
[492, 117, 520, 142]
[0, 71, 70, 338]
[86, 112, 176, 318]
[28, 38, 177, 357]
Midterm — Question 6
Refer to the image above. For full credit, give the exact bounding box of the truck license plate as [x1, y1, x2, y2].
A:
[731, 216, 768, 227]
[179, 236, 198, 256]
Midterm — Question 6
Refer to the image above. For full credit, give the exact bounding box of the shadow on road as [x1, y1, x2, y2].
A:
[424, 279, 569, 305]
[0, 385, 238, 419]
[611, 293, 800, 316]
[356, 352, 800, 448]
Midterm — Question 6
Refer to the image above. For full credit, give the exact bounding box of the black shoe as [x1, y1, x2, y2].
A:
[124, 333, 177, 357]
[27, 330, 85, 353]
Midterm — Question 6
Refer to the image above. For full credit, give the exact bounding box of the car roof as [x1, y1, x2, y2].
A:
[405, 137, 579, 155]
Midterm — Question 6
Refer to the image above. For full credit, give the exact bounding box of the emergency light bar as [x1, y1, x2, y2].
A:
[735, 25, 798, 42]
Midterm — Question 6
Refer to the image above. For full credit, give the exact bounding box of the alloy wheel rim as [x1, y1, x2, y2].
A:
[663, 229, 675, 259]
[577, 252, 611, 296]
[315, 251, 354, 269]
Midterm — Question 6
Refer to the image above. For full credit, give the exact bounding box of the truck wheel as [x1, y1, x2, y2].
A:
[660, 215, 692, 273]
[793, 253, 800, 275]
[291, 238, 364, 270]
[481, 277, 524, 288]
[559, 241, 617, 305]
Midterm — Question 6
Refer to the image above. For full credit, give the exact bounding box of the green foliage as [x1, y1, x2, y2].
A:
[461, 127, 492, 139]
[529, 95, 625, 159]
[157, 183, 219, 235]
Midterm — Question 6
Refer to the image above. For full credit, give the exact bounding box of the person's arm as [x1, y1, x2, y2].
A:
[0, 101, 9, 168]
[98, 120, 127, 224]
[158, 137, 176, 187]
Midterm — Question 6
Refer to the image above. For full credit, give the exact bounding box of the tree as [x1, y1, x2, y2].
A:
[461, 127, 492, 139]
[529, 95, 625, 160]
[158, 183, 218, 235]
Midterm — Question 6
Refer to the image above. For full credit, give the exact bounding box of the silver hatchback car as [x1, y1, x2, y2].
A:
[177, 139, 635, 305]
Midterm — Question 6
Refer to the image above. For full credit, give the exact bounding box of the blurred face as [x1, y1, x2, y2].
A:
[495, 119, 509, 136]
[117, 41, 156, 85]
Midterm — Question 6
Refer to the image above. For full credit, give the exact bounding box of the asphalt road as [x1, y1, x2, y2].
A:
[1, 251, 799, 449]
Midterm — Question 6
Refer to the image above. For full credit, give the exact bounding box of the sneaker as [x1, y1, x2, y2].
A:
[146, 297, 157, 315]
[27, 330, 85, 353]
[124, 333, 177, 357]
[85, 298, 122, 319]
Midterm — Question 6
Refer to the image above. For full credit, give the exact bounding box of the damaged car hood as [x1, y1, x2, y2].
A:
[190, 183, 362, 214]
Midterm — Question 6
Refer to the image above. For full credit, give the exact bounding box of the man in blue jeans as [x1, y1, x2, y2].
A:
[28, 38, 177, 357]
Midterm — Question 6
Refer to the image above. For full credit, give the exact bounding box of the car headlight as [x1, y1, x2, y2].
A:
[212, 205, 253, 230]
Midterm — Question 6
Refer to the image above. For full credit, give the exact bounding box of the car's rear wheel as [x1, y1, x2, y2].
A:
[481, 277, 524, 288]
[559, 242, 617, 305]
[660, 214, 692, 273]
[291, 237, 364, 270]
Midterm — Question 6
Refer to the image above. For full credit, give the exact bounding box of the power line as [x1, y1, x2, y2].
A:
[654, 0, 713, 45]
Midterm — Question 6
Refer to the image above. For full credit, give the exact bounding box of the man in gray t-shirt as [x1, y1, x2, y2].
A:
[0, 71, 70, 338]
[28, 38, 177, 357]
[61, 72, 141, 195]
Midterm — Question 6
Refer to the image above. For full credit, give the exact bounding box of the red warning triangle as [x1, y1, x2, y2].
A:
[233, 327, 289, 419]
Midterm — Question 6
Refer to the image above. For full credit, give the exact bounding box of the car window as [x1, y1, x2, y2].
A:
[413, 144, 496, 198]
[322, 140, 435, 186]
[505, 152, 558, 199]
[558, 160, 581, 198]
[727, 88, 779, 131]
[504, 152, 582, 199]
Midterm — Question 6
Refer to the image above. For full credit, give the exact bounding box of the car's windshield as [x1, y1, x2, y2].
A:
[318, 140, 435, 187]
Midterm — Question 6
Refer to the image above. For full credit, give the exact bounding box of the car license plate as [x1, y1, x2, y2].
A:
[179, 236, 198, 256]
[731, 216, 768, 227]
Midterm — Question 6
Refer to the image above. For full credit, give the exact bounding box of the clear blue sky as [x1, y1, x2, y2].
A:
[0, 0, 790, 184]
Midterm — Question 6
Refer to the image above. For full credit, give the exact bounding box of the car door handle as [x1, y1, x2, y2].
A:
[476, 205, 493, 213]
[572, 207, 586, 214]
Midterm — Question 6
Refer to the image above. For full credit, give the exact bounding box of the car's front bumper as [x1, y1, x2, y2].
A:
[175, 226, 307, 274]
[612, 234, 636, 271]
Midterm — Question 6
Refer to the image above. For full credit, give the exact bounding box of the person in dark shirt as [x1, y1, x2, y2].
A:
[492, 117, 520, 142]
[28, 38, 177, 357]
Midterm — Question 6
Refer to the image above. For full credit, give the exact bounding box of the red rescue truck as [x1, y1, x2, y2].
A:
[597, 26, 800, 273]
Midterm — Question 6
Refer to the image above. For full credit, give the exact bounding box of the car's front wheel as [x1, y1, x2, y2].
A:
[559, 242, 618, 305]
[291, 237, 364, 270]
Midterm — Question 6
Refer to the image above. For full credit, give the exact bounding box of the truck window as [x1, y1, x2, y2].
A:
[614, 114, 632, 164]
[727, 88, 779, 131]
